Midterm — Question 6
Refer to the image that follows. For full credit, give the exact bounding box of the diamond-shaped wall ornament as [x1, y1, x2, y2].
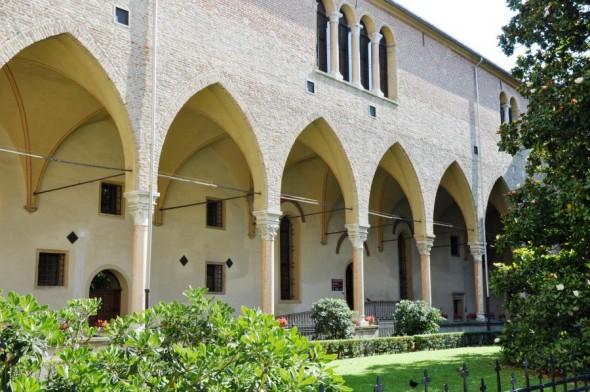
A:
[67, 232, 78, 244]
[225, 258, 233, 268]
[180, 255, 189, 266]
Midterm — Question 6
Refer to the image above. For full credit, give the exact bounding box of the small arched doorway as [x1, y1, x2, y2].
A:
[345, 263, 354, 309]
[89, 270, 122, 325]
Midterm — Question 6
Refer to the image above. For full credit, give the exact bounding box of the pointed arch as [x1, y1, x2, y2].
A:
[1, 32, 136, 209]
[372, 143, 426, 241]
[157, 77, 267, 212]
[283, 117, 357, 225]
[438, 161, 478, 243]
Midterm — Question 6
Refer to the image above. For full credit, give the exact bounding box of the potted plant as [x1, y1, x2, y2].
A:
[364, 315, 375, 325]
[276, 316, 288, 328]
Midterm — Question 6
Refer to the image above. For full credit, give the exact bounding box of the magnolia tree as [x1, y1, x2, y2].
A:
[491, 0, 590, 368]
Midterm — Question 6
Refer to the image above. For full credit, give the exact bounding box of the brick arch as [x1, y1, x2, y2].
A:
[338, 2, 358, 23]
[283, 114, 360, 226]
[371, 142, 426, 244]
[318, 0, 337, 14]
[437, 161, 479, 244]
[360, 14, 377, 35]
[157, 73, 267, 212]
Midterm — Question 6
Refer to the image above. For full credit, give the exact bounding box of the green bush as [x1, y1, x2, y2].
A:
[393, 300, 444, 336]
[319, 332, 499, 359]
[311, 298, 355, 340]
[2, 289, 351, 391]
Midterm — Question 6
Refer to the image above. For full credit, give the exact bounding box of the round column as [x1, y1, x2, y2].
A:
[124, 190, 159, 314]
[415, 235, 435, 305]
[253, 210, 281, 315]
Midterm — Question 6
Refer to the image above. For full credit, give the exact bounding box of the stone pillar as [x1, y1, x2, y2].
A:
[469, 242, 486, 321]
[345, 223, 369, 316]
[415, 235, 435, 305]
[369, 32, 383, 96]
[350, 24, 362, 88]
[124, 190, 159, 314]
[329, 12, 343, 80]
[253, 210, 282, 315]
[502, 103, 510, 123]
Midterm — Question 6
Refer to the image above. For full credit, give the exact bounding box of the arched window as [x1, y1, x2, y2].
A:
[378, 27, 397, 99]
[510, 97, 519, 123]
[360, 21, 370, 90]
[499, 92, 508, 124]
[316, 0, 329, 72]
[338, 12, 351, 82]
[280, 216, 299, 300]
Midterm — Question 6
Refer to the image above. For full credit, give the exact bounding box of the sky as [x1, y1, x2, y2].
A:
[393, 0, 518, 71]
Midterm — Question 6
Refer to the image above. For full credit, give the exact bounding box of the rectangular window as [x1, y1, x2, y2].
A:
[100, 182, 123, 215]
[114, 7, 130, 26]
[206, 263, 224, 293]
[450, 235, 459, 256]
[37, 251, 66, 286]
[206, 198, 224, 228]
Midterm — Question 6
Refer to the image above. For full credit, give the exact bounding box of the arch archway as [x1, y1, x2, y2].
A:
[89, 269, 124, 325]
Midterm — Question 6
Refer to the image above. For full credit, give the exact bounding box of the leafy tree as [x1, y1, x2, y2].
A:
[392, 300, 443, 336]
[3, 289, 350, 391]
[492, 0, 590, 368]
[311, 298, 356, 340]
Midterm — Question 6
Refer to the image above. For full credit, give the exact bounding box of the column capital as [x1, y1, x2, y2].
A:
[345, 223, 369, 249]
[468, 242, 485, 261]
[369, 32, 382, 43]
[415, 235, 435, 256]
[124, 190, 159, 226]
[253, 210, 282, 240]
[328, 11, 342, 22]
[501, 103, 510, 109]
[350, 23, 361, 35]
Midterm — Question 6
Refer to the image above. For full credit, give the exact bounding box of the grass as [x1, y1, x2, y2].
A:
[332, 346, 524, 392]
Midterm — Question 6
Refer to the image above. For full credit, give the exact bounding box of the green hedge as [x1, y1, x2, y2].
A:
[319, 331, 500, 359]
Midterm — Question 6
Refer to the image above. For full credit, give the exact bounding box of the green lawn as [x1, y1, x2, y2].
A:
[332, 346, 523, 392]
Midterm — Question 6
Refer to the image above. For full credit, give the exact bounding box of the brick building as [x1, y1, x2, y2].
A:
[0, 0, 524, 322]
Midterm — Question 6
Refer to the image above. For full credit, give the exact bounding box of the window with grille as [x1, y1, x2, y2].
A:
[206, 263, 224, 293]
[100, 182, 123, 215]
[37, 251, 66, 286]
[206, 198, 224, 228]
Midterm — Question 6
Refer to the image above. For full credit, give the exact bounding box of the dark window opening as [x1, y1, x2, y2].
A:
[38, 252, 65, 286]
[360, 22, 370, 90]
[379, 35, 388, 97]
[316, 0, 328, 72]
[101, 182, 123, 215]
[206, 199, 223, 228]
[280, 216, 294, 300]
[115, 7, 129, 26]
[206, 264, 224, 293]
[398, 234, 408, 300]
[450, 235, 459, 256]
[338, 13, 350, 82]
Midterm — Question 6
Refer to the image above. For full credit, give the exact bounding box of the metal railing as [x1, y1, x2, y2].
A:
[319, 357, 590, 391]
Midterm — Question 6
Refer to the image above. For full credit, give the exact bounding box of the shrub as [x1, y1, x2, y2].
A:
[393, 300, 444, 336]
[311, 298, 355, 340]
[3, 289, 351, 391]
[319, 332, 499, 359]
